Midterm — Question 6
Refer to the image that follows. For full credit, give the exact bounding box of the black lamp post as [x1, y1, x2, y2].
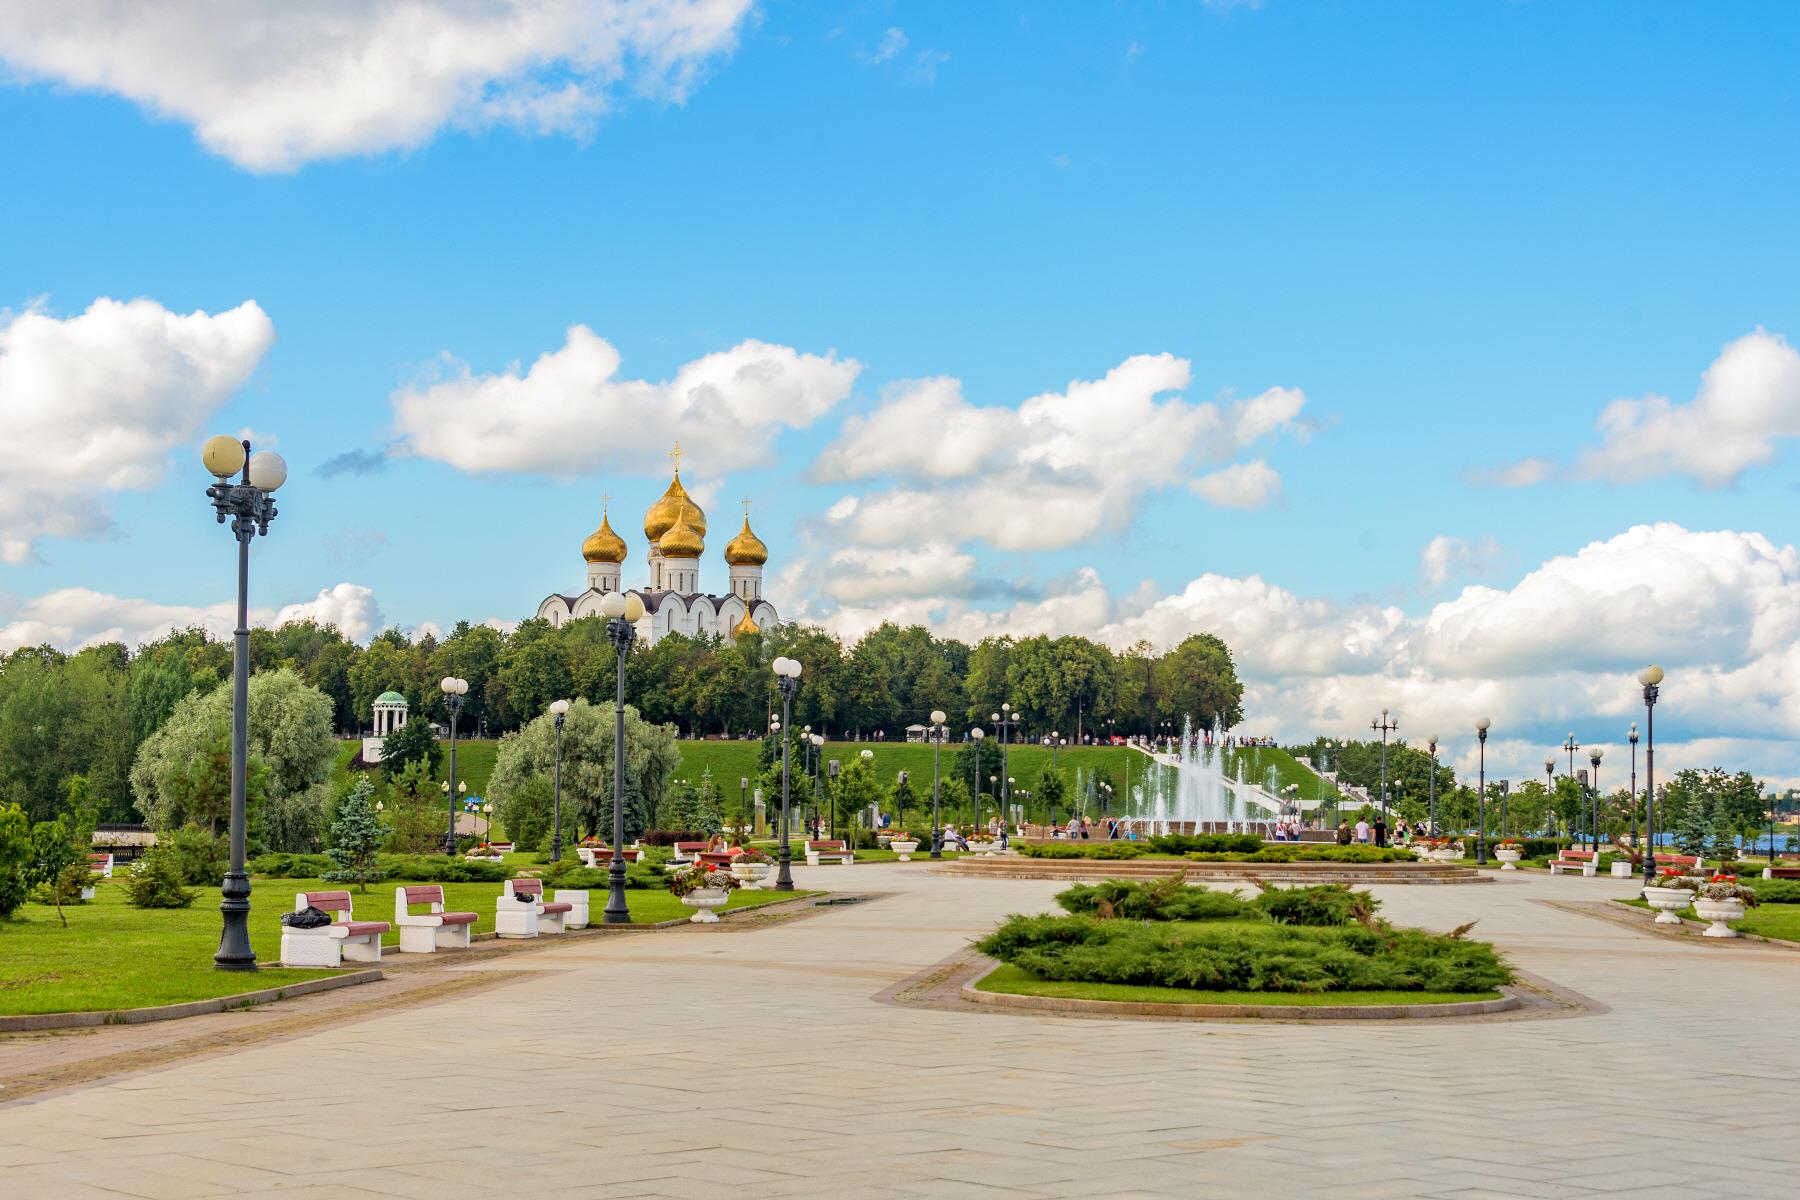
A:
[994, 703, 1019, 827]
[201, 434, 286, 971]
[929, 710, 947, 857]
[811, 734, 824, 836]
[826, 758, 840, 842]
[1426, 736, 1439, 837]
[1561, 731, 1581, 843]
[772, 656, 803, 890]
[1475, 718, 1491, 865]
[1498, 779, 1510, 839]
[1371, 708, 1398, 815]
[1639, 665, 1663, 881]
[439, 676, 468, 853]
[739, 776, 749, 837]
[602, 590, 645, 922]
[969, 726, 985, 832]
[895, 769, 908, 832]
[1588, 748, 1603, 854]
[1628, 723, 1640, 857]
[549, 699, 569, 862]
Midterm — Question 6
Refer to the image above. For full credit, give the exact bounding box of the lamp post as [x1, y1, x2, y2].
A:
[439, 676, 469, 854]
[1050, 732, 1060, 771]
[895, 769, 908, 832]
[826, 758, 840, 842]
[1498, 780, 1510, 839]
[1588, 748, 1603, 853]
[1370, 708, 1398, 817]
[969, 726, 985, 832]
[1475, 718, 1491, 865]
[1628, 723, 1640, 856]
[929, 710, 947, 857]
[811, 734, 824, 835]
[739, 776, 749, 837]
[1426, 736, 1439, 837]
[548, 699, 570, 862]
[772, 656, 804, 891]
[994, 703, 1019, 828]
[854, 748, 872, 836]
[1562, 732, 1581, 839]
[1639, 665, 1663, 881]
[601, 589, 646, 922]
[989, 774, 998, 828]
[201, 434, 285, 971]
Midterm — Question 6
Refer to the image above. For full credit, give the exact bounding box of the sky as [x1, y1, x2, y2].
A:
[1, 1, 1797, 787]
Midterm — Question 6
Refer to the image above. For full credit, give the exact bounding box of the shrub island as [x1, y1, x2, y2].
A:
[973, 877, 1512, 1008]
[1017, 833, 1417, 864]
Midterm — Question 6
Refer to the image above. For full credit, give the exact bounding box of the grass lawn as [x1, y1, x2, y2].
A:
[0, 877, 816, 1017]
[332, 737, 502, 801]
[1619, 896, 1800, 940]
[975, 963, 1499, 1006]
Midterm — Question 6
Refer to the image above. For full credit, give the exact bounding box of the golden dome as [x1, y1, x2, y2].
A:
[732, 610, 761, 638]
[644, 473, 706, 544]
[581, 510, 626, 563]
[724, 516, 768, 567]
[659, 503, 704, 558]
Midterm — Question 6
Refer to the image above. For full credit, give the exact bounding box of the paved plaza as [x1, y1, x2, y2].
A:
[2, 866, 1796, 1199]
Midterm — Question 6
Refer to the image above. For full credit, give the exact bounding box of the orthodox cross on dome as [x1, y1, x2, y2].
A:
[669, 442, 683, 476]
[741, 496, 752, 518]
[601, 491, 610, 517]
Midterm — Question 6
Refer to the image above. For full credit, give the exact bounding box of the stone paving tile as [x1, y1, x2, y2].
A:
[4, 866, 1799, 1198]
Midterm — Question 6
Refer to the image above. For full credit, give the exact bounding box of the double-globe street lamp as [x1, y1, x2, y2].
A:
[969, 726, 986, 831]
[1588, 747, 1604, 852]
[771, 656, 804, 891]
[1371, 709, 1398, 817]
[1628, 722, 1640, 856]
[992, 703, 1020, 826]
[1475, 717, 1491, 866]
[201, 434, 287, 971]
[1426, 735, 1439, 837]
[601, 589, 646, 922]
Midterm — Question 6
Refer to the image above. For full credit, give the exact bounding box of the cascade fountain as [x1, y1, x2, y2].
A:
[1118, 716, 1289, 836]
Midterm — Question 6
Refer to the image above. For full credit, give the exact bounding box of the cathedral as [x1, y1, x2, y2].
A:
[535, 450, 779, 645]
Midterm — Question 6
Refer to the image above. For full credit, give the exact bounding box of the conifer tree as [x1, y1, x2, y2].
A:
[324, 777, 390, 891]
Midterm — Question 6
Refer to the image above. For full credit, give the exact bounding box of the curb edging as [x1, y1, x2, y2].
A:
[0, 969, 383, 1033]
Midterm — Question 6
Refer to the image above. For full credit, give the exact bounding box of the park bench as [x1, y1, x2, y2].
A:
[1647, 854, 1704, 875]
[806, 839, 855, 867]
[577, 845, 644, 867]
[1549, 849, 1600, 877]
[696, 850, 744, 872]
[87, 851, 114, 879]
[496, 877, 579, 937]
[394, 885, 478, 953]
[281, 890, 391, 967]
[669, 840, 712, 864]
[1768, 867, 1800, 880]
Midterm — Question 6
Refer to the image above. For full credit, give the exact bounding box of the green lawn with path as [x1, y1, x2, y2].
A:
[0, 876, 814, 1017]
[975, 963, 1499, 1006]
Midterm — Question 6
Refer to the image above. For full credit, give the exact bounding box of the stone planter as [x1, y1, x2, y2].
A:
[681, 887, 729, 923]
[1642, 885, 1694, 925]
[1691, 895, 1745, 938]
[1495, 847, 1523, 870]
[730, 862, 771, 888]
[465, 855, 503, 864]
[967, 840, 998, 856]
[890, 839, 920, 862]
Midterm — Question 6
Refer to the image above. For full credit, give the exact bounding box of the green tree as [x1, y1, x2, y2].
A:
[1150, 633, 1244, 731]
[1036, 767, 1069, 824]
[0, 801, 29, 919]
[323, 777, 390, 891]
[381, 716, 442, 780]
[890, 771, 917, 832]
[486, 698, 676, 844]
[831, 756, 883, 838]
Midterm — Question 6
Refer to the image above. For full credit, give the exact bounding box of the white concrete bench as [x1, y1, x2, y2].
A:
[1549, 849, 1599, 877]
[806, 839, 855, 867]
[87, 851, 114, 879]
[496, 877, 577, 938]
[577, 845, 644, 867]
[394, 885, 478, 953]
[669, 841, 710, 865]
[282, 890, 392, 967]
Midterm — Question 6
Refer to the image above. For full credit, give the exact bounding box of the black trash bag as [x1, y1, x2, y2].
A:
[512, 891, 536, 903]
[281, 905, 332, 929]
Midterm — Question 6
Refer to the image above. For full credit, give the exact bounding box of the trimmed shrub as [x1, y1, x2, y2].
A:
[250, 852, 335, 877]
[122, 850, 198, 909]
[640, 829, 705, 847]
[1251, 884, 1378, 927]
[541, 859, 667, 891]
[1148, 833, 1263, 855]
[376, 855, 510, 883]
[1019, 844, 1088, 859]
[1054, 878, 1249, 922]
[162, 825, 229, 886]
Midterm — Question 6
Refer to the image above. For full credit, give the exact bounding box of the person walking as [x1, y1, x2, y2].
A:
[1373, 814, 1388, 848]
[1354, 817, 1371, 845]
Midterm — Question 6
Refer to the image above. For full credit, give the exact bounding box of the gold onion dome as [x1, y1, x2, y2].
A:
[732, 610, 761, 638]
[582, 510, 627, 563]
[724, 516, 768, 567]
[644, 473, 706, 543]
[659, 504, 705, 558]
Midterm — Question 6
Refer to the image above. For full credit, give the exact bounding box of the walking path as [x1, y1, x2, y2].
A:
[2, 867, 1794, 1198]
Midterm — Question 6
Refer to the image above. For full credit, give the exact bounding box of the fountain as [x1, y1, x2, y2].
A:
[1121, 716, 1291, 836]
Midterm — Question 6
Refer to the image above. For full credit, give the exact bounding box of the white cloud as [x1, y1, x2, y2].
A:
[1419, 534, 1500, 588]
[0, 1, 753, 171]
[391, 326, 860, 477]
[822, 543, 977, 604]
[1482, 330, 1800, 489]
[813, 356, 1306, 550]
[1575, 329, 1800, 485]
[862, 27, 908, 64]
[0, 296, 275, 563]
[0, 582, 383, 653]
[1190, 460, 1282, 510]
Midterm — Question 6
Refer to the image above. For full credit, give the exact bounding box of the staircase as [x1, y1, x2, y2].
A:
[936, 857, 1486, 886]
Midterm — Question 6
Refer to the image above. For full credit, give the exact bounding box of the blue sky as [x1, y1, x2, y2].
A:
[1, 1, 1798, 782]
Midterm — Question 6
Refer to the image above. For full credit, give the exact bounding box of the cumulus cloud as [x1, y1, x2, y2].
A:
[822, 543, 978, 604]
[0, 296, 275, 563]
[0, 1, 752, 171]
[391, 326, 860, 477]
[1419, 535, 1501, 588]
[1481, 330, 1800, 489]
[0, 582, 384, 653]
[813, 355, 1306, 550]
[1190, 460, 1282, 510]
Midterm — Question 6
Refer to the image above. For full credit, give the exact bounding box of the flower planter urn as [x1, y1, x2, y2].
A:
[1690, 895, 1745, 938]
[730, 862, 770, 888]
[1642, 885, 1692, 925]
[890, 839, 920, 862]
[682, 887, 729, 923]
[967, 840, 998, 856]
[1495, 847, 1523, 870]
